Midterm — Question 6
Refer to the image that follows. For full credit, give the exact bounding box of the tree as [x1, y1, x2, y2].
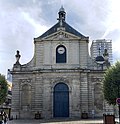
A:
[0, 74, 8, 105]
[103, 61, 120, 105]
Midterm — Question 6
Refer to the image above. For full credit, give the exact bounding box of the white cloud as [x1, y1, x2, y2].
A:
[101, 0, 120, 63]
[0, 0, 47, 75]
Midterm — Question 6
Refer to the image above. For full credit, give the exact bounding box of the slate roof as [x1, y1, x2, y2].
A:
[38, 21, 87, 39]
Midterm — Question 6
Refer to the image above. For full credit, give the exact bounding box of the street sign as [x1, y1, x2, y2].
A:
[116, 98, 120, 104]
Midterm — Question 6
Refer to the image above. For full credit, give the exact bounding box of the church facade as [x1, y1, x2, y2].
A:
[10, 7, 110, 119]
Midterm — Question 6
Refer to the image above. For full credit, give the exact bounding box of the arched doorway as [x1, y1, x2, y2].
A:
[53, 83, 69, 117]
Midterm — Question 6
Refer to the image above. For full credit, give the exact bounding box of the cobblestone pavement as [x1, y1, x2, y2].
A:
[8, 118, 103, 124]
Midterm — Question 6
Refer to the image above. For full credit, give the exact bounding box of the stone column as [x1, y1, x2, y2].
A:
[80, 73, 89, 113]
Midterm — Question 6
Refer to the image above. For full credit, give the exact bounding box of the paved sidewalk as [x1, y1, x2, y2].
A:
[8, 118, 103, 124]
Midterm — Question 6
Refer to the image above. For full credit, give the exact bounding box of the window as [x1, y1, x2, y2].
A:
[56, 45, 66, 63]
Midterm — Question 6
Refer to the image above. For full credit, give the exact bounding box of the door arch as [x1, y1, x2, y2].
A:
[53, 83, 69, 117]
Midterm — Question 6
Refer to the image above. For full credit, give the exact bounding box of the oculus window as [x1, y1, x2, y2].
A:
[56, 45, 66, 63]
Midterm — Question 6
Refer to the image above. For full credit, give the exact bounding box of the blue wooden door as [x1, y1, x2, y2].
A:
[53, 83, 69, 117]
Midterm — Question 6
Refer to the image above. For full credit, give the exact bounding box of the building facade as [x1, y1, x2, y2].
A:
[10, 7, 111, 119]
[90, 39, 112, 64]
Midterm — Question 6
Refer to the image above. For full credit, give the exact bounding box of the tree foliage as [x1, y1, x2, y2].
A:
[103, 61, 120, 105]
[0, 74, 8, 105]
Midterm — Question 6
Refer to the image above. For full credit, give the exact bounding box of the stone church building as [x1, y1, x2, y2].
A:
[10, 7, 111, 119]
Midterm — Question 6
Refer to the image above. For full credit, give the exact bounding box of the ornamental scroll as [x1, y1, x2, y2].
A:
[19, 79, 32, 87]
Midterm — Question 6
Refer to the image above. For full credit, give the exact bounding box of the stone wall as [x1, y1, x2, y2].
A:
[11, 69, 105, 119]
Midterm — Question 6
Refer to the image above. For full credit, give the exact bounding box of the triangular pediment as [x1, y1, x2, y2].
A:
[35, 29, 88, 42]
[42, 29, 83, 40]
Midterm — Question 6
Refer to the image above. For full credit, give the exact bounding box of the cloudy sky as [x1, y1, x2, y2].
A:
[0, 0, 120, 76]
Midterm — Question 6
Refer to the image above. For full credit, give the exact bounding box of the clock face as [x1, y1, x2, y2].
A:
[57, 47, 65, 54]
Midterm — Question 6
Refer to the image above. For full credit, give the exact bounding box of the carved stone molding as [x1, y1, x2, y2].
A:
[19, 79, 32, 86]
[91, 77, 103, 82]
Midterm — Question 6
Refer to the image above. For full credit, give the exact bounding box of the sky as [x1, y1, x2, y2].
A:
[0, 0, 120, 76]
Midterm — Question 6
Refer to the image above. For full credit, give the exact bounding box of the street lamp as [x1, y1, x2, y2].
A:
[116, 81, 120, 124]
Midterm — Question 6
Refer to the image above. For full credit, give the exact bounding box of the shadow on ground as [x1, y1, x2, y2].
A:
[9, 118, 103, 124]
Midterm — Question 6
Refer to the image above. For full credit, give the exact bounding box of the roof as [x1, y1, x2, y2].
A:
[38, 21, 87, 39]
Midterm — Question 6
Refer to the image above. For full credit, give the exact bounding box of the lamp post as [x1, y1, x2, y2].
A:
[116, 81, 120, 124]
[119, 100, 120, 123]
[118, 85, 120, 124]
